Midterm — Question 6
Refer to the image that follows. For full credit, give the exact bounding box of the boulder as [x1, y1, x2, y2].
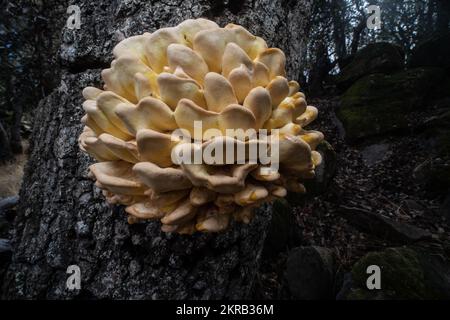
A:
[338, 206, 431, 243]
[284, 246, 336, 299]
[343, 243, 450, 299]
[335, 42, 404, 91]
[337, 67, 446, 141]
[415, 113, 450, 195]
[409, 33, 450, 71]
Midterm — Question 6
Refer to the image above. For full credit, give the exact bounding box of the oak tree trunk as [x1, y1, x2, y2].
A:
[2, 0, 311, 299]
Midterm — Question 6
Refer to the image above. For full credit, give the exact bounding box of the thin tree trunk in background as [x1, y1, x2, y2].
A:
[1, 0, 312, 299]
[9, 101, 22, 154]
[426, 0, 435, 30]
[331, 0, 348, 69]
[309, 41, 333, 97]
[416, 0, 429, 41]
[350, 0, 365, 55]
[350, 17, 366, 55]
[0, 121, 13, 162]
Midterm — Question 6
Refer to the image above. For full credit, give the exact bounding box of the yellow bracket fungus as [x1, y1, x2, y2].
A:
[78, 18, 325, 234]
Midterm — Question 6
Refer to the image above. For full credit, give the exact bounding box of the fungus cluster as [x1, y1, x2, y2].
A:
[78, 18, 324, 234]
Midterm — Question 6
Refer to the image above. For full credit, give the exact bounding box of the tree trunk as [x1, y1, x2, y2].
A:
[9, 101, 22, 155]
[0, 121, 13, 162]
[350, 17, 366, 55]
[2, 0, 311, 299]
[331, 0, 348, 70]
[308, 41, 333, 97]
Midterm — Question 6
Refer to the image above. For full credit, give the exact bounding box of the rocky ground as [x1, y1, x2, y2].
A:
[255, 96, 450, 299]
[307, 97, 448, 256]
[255, 34, 450, 300]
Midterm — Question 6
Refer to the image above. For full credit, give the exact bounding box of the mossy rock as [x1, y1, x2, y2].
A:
[337, 67, 446, 141]
[346, 244, 450, 299]
[336, 42, 404, 91]
[410, 33, 450, 71]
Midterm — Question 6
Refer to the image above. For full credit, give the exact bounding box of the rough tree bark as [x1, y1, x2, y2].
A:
[2, 0, 311, 299]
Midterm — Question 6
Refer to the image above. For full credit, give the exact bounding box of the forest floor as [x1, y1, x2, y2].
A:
[257, 97, 450, 299]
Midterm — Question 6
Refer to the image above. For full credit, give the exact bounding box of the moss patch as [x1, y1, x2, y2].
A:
[348, 247, 437, 299]
[336, 42, 404, 91]
[347, 245, 450, 300]
[337, 68, 446, 141]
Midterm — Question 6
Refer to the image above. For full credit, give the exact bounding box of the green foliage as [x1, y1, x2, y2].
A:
[336, 42, 404, 90]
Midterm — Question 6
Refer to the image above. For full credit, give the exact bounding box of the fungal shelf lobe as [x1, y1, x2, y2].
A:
[78, 18, 324, 234]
